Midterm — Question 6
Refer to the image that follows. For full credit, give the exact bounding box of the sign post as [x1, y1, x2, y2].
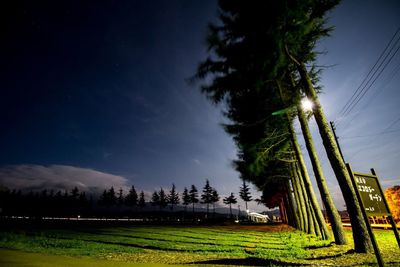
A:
[347, 164, 400, 267]
[346, 163, 384, 267]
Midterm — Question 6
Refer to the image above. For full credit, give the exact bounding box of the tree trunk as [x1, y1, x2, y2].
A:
[279, 200, 287, 224]
[297, 105, 347, 245]
[289, 121, 330, 239]
[297, 62, 373, 253]
[291, 162, 307, 231]
[310, 200, 322, 237]
[286, 179, 298, 228]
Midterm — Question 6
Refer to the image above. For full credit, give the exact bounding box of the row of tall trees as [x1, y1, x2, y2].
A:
[195, 0, 373, 253]
[151, 180, 249, 219]
[0, 180, 253, 219]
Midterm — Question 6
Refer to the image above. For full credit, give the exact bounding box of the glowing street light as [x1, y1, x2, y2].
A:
[301, 97, 313, 111]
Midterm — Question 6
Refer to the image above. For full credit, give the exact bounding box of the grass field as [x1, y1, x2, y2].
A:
[0, 221, 399, 266]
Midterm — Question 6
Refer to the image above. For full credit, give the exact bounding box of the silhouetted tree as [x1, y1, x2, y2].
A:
[78, 192, 89, 211]
[223, 192, 237, 219]
[182, 187, 190, 213]
[98, 189, 108, 206]
[125, 185, 138, 208]
[211, 188, 220, 217]
[189, 185, 199, 216]
[138, 191, 146, 209]
[151, 190, 160, 209]
[201, 180, 213, 217]
[239, 180, 252, 210]
[107, 187, 117, 206]
[159, 188, 168, 210]
[71, 187, 79, 200]
[117, 188, 124, 206]
[167, 184, 180, 211]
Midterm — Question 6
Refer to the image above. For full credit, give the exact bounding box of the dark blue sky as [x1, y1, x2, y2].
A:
[1, 0, 399, 210]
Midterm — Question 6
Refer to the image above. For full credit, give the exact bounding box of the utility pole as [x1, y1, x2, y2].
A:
[330, 121, 345, 162]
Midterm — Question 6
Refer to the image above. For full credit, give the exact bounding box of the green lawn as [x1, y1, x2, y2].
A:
[0, 222, 399, 266]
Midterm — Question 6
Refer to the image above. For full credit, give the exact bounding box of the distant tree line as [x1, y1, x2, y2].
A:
[0, 180, 253, 220]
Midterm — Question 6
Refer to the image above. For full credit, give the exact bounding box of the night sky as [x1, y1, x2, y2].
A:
[1, 0, 399, 211]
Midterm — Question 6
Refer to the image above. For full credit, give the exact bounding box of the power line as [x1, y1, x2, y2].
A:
[383, 116, 400, 131]
[335, 59, 400, 132]
[340, 43, 400, 118]
[337, 27, 400, 121]
[340, 128, 400, 140]
[349, 61, 400, 119]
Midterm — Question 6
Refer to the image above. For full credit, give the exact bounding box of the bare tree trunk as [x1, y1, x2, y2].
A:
[291, 162, 306, 231]
[297, 62, 373, 252]
[297, 105, 347, 245]
[286, 179, 298, 228]
[291, 171, 304, 230]
[289, 121, 330, 239]
[310, 200, 322, 237]
[296, 162, 315, 235]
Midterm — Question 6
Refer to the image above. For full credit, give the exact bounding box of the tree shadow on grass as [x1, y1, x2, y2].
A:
[189, 257, 304, 266]
[55, 236, 241, 254]
[98, 232, 287, 250]
[305, 249, 354, 260]
[304, 242, 335, 249]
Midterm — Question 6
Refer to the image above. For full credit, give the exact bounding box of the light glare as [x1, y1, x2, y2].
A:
[301, 98, 313, 111]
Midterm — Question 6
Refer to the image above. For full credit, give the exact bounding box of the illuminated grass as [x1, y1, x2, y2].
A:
[0, 224, 399, 266]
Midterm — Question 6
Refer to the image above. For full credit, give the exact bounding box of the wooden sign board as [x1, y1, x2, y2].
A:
[353, 172, 389, 216]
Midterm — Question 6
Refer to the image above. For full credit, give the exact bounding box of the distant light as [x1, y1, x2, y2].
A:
[301, 98, 313, 111]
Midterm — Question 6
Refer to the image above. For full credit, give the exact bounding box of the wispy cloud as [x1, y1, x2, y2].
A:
[0, 164, 129, 194]
[192, 158, 201, 165]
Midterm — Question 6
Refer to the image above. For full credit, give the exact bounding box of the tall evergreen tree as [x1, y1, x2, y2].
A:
[107, 187, 117, 206]
[70, 187, 79, 200]
[193, 0, 374, 250]
[125, 185, 138, 207]
[239, 180, 252, 210]
[201, 180, 213, 217]
[98, 189, 108, 206]
[211, 188, 220, 216]
[223, 192, 237, 219]
[117, 188, 124, 206]
[168, 184, 180, 211]
[182, 187, 190, 213]
[158, 188, 168, 210]
[138, 191, 146, 209]
[189, 185, 199, 216]
[296, 103, 347, 244]
[151, 191, 160, 209]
